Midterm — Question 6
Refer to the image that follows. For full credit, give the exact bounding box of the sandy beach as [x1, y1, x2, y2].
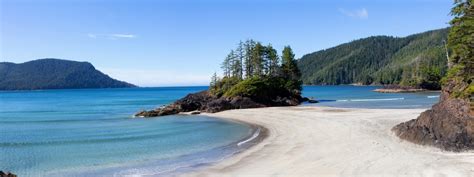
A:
[184, 106, 474, 177]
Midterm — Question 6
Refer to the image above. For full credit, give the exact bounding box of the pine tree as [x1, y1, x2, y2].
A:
[266, 44, 280, 76]
[251, 42, 265, 77]
[281, 46, 302, 91]
[222, 53, 231, 77]
[236, 41, 245, 79]
[446, 0, 474, 98]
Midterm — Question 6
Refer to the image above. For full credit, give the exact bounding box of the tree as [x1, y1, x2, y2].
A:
[210, 72, 218, 90]
[251, 42, 265, 77]
[222, 52, 231, 78]
[244, 40, 256, 78]
[446, 0, 474, 98]
[281, 46, 302, 91]
[265, 44, 280, 76]
[236, 41, 245, 79]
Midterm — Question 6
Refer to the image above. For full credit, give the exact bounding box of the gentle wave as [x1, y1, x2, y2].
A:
[337, 98, 405, 102]
[237, 127, 261, 146]
[427, 95, 440, 98]
[0, 126, 203, 147]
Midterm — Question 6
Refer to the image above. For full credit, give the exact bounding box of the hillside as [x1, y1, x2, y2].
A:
[298, 28, 449, 89]
[0, 59, 136, 90]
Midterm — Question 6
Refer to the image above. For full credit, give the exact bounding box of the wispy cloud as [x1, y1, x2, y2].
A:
[339, 8, 368, 19]
[87, 33, 137, 40]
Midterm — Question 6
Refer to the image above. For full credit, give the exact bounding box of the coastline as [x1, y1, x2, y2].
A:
[373, 88, 427, 93]
[182, 106, 474, 176]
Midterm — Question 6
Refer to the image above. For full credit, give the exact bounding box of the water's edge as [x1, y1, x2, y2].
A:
[169, 116, 269, 176]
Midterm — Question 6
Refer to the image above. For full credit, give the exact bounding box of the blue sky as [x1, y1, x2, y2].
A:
[1, 0, 452, 86]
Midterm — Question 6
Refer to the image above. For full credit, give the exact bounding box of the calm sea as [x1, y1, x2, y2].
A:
[0, 86, 439, 176]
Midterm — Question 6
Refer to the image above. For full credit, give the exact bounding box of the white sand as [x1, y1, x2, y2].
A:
[184, 106, 474, 177]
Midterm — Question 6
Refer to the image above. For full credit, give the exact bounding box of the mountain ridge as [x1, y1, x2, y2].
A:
[0, 58, 136, 90]
[298, 28, 449, 89]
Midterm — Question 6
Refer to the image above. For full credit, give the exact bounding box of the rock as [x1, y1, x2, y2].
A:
[308, 99, 319, 103]
[205, 98, 233, 113]
[301, 97, 310, 102]
[190, 111, 201, 115]
[392, 91, 474, 151]
[0, 171, 17, 177]
[229, 96, 265, 109]
[134, 91, 214, 117]
[135, 90, 303, 118]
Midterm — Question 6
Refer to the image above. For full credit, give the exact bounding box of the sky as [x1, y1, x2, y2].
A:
[1, 0, 453, 86]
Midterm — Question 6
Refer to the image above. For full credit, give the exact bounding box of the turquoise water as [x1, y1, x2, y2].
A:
[0, 86, 439, 176]
[302, 86, 440, 109]
[0, 87, 255, 176]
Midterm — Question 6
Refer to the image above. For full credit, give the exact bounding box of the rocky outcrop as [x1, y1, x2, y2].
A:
[373, 85, 428, 93]
[135, 90, 304, 117]
[392, 83, 474, 151]
[0, 171, 17, 177]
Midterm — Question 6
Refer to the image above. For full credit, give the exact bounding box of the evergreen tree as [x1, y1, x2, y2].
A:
[236, 41, 245, 79]
[244, 40, 256, 78]
[446, 0, 474, 98]
[265, 44, 280, 76]
[222, 52, 231, 77]
[281, 46, 302, 91]
[251, 42, 265, 77]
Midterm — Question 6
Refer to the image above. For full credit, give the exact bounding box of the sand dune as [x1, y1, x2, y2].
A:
[184, 106, 474, 177]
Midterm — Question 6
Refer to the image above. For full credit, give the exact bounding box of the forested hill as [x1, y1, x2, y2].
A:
[298, 28, 449, 89]
[0, 59, 136, 90]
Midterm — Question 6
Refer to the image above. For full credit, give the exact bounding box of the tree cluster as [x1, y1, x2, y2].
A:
[210, 40, 301, 97]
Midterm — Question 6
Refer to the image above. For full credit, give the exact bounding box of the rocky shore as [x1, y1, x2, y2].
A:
[135, 90, 309, 117]
[0, 171, 17, 177]
[392, 82, 474, 151]
[373, 85, 428, 93]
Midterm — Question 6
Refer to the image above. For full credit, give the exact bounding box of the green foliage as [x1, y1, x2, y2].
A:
[446, 0, 474, 99]
[297, 28, 449, 89]
[0, 59, 136, 90]
[281, 46, 303, 92]
[209, 76, 241, 97]
[223, 76, 294, 103]
[419, 66, 442, 90]
[210, 40, 302, 99]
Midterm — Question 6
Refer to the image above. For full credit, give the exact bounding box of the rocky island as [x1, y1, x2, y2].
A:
[136, 40, 309, 117]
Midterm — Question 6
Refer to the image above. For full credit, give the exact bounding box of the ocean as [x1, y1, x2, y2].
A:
[0, 86, 439, 176]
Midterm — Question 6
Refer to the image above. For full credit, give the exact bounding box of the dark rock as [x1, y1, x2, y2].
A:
[392, 91, 474, 151]
[308, 99, 319, 103]
[229, 96, 266, 109]
[135, 90, 302, 118]
[301, 97, 310, 102]
[205, 98, 233, 113]
[0, 171, 17, 177]
[190, 111, 201, 115]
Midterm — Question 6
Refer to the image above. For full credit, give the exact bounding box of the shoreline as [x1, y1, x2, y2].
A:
[182, 106, 474, 176]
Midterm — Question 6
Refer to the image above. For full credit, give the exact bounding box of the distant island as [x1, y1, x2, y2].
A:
[298, 28, 449, 91]
[0, 59, 136, 90]
[136, 40, 309, 117]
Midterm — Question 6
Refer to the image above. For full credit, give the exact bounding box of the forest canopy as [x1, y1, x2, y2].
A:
[209, 40, 302, 102]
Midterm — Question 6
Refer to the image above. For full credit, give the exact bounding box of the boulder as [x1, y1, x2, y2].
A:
[392, 91, 474, 151]
[0, 171, 17, 177]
